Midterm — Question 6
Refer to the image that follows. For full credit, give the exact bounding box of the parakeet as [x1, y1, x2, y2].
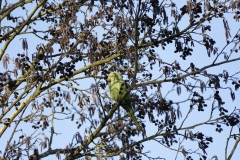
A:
[108, 72, 145, 135]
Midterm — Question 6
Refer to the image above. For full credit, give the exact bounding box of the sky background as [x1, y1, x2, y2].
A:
[0, 0, 240, 159]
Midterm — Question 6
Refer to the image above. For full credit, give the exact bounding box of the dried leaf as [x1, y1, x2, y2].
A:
[170, 108, 175, 122]
[182, 148, 187, 157]
[32, 103, 37, 110]
[224, 71, 228, 80]
[223, 19, 231, 39]
[25, 39, 28, 50]
[71, 114, 75, 121]
[66, 92, 71, 103]
[205, 0, 210, 11]
[44, 136, 49, 146]
[188, 130, 194, 140]
[200, 81, 206, 93]
[13, 68, 18, 78]
[230, 91, 235, 101]
[177, 86, 181, 95]
[80, 114, 85, 123]
[25, 136, 31, 148]
[22, 39, 26, 50]
[184, 130, 188, 140]
[176, 104, 182, 119]
[157, 83, 161, 93]
[40, 142, 47, 152]
[142, 83, 147, 91]
[56, 150, 61, 160]
[92, 93, 97, 104]
[2, 54, 10, 69]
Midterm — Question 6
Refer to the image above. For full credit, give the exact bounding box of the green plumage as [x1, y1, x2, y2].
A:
[108, 72, 143, 131]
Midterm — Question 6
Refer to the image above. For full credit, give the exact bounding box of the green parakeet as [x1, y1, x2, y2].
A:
[108, 72, 145, 135]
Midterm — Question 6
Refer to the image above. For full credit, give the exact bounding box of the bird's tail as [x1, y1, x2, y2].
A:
[122, 105, 144, 132]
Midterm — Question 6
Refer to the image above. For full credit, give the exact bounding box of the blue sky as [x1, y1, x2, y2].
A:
[0, 0, 240, 159]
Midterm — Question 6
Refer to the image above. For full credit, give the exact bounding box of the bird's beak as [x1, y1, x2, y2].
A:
[107, 78, 111, 82]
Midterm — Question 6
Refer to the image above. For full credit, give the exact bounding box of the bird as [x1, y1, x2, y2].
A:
[107, 72, 146, 137]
